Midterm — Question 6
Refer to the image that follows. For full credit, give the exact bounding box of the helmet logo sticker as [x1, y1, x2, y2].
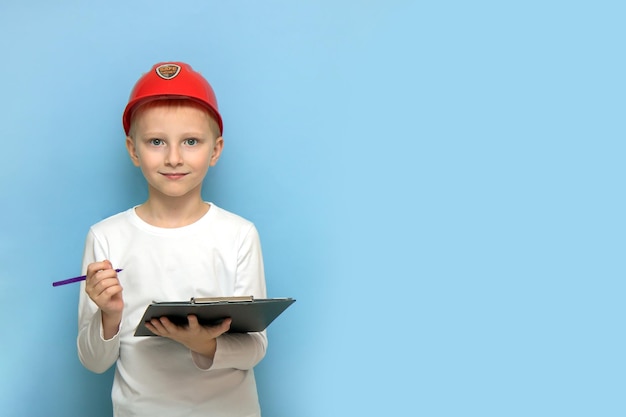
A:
[155, 64, 181, 80]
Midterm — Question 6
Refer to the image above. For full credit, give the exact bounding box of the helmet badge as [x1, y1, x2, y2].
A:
[155, 64, 181, 80]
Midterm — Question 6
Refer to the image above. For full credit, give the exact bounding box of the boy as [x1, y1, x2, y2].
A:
[77, 62, 267, 417]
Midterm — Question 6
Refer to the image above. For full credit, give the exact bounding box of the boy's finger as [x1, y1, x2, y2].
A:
[187, 314, 200, 328]
[145, 322, 163, 336]
[150, 318, 168, 334]
[99, 283, 123, 298]
[220, 318, 232, 333]
[86, 261, 113, 280]
[92, 277, 121, 294]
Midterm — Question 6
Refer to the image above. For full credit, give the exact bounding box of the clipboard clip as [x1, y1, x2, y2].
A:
[190, 295, 254, 304]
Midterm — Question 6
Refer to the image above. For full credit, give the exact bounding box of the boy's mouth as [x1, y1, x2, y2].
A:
[161, 173, 188, 180]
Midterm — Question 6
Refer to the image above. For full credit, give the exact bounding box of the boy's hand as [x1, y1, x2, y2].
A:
[145, 315, 232, 360]
[85, 260, 124, 339]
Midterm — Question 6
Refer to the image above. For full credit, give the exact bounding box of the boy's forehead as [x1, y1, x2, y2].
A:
[130, 99, 221, 137]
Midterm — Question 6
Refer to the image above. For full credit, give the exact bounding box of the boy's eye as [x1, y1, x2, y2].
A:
[184, 138, 198, 146]
[149, 139, 164, 146]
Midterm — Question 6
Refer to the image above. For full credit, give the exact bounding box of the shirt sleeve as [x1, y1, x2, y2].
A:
[76, 228, 121, 374]
[194, 223, 269, 371]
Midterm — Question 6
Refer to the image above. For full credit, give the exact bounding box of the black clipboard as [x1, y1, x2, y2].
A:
[134, 296, 296, 336]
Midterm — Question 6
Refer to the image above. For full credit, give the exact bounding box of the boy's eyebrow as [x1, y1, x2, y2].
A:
[138, 131, 210, 138]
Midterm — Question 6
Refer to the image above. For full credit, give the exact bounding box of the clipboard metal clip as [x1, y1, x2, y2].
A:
[190, 295, 254, 304]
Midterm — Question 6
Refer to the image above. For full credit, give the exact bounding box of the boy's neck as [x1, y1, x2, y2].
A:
[135, 196, 210, 228]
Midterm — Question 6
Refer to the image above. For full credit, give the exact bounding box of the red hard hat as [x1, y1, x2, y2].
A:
[122, 62, 223, 135]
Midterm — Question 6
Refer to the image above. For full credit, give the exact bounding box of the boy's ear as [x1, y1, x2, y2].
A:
[210, 136, 224, 167]
[126, 136, 141, 167]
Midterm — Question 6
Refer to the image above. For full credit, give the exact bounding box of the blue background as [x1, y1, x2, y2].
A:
[1, 1, 624, 416]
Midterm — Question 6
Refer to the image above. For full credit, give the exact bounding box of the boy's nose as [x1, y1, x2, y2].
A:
[165, 146, 184, 166]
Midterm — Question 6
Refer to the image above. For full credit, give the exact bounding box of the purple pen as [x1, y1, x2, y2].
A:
[52, 269, 123, 287]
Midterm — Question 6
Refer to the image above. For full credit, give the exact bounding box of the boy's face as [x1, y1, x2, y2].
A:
[125, 101, 223, 201]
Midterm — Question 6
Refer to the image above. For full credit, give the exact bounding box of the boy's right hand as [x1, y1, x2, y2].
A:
[85, 260, 124, 338]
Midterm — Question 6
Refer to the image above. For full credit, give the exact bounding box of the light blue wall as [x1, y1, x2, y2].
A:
[1, 1, 624, 416]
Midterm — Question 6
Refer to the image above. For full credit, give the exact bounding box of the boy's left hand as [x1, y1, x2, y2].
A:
[145, 315, 232, 360]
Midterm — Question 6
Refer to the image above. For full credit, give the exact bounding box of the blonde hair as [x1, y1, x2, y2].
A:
[127, 99, 222, 140]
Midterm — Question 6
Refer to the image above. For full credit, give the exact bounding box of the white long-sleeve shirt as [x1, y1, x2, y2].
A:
[77, 204, 267, 417]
